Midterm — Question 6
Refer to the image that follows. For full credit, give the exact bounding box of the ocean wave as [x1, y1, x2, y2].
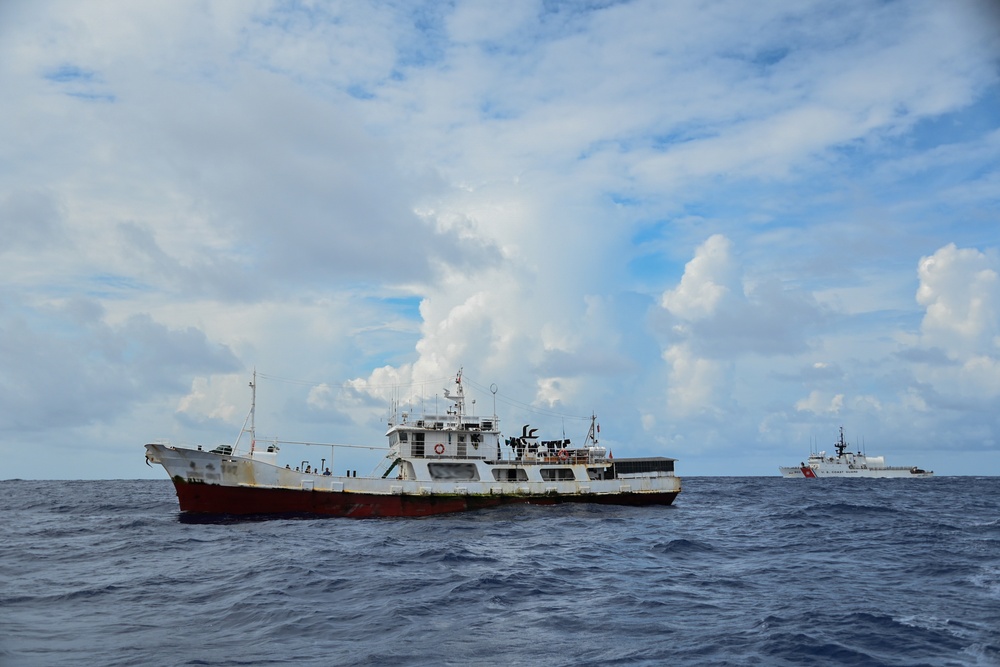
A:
[3, 477, 999, 667]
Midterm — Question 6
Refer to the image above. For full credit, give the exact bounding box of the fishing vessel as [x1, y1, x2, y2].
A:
[145, 370, 681, 517]
[779, 427, 933, 478]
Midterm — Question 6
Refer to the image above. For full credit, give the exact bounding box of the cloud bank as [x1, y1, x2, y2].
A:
[1, 0, 999, 478]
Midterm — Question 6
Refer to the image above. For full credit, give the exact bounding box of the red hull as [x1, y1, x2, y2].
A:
[172, 480, 679, 518]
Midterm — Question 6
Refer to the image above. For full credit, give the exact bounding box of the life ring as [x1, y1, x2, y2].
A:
[558, 449, 569, 461]
[434, 443, 445, 455]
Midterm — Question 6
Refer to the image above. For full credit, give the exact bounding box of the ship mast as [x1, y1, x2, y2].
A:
[835, 426, 848, 458]
[249, 368, 256, 452]
[443, 368, 465, 422]
[232, 368, 257, 455]
[586, 413, 599, 446]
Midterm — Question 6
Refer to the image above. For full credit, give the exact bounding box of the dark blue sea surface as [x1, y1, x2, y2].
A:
[1, 477, 998, 666]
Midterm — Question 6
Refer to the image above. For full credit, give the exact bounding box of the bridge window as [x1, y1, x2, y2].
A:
[428, 463, 479, 481]
[492, 468, 528, 482]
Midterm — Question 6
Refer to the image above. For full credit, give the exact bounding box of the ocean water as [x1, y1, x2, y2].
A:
[1, 477, 998, 667]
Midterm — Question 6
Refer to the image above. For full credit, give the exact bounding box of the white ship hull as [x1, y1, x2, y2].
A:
[779, 464, 933, 479]
[145, 442, 680, 518]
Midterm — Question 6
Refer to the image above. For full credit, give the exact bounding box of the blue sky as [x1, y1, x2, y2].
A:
[1, 0, 999, 479]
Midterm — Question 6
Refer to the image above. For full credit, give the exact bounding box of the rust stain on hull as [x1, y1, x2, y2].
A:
[173, 480, 679, 519]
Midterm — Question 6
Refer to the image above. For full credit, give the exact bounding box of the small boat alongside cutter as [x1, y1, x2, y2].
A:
[145, 370, 681, 518]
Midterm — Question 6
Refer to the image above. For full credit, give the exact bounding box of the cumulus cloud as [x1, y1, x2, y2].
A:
[306, 383, 336, 411]
[2, 1, 999, 477]
[661, 234, 738, 319]
[176, 375, 246, 427]
[917, 244, 1000, 356]
[795, 391, 845, 416]
[655, 234, 829, 420]
[662, 343, 731, 418]
[0, 297, 239, 432]
[897, 243, 1000, 409]
[659, 234, 826, 358]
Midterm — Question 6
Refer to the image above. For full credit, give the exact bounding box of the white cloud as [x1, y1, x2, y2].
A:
[661, 234, 738, 319]
[1, 1, 999, 478]
[658, 233, 826, 358]
[176, 375, 246, 425]
[662, 343, 731, 418]
[306, 383, 335, 411]
[917, 244, 1000, 356]
[446, 0, 540, 44]
[891, 243, 1000, 410]
[795, 391, 845, 416]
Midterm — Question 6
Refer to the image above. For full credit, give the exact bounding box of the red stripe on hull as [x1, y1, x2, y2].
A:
[172, 481, 679, 518]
